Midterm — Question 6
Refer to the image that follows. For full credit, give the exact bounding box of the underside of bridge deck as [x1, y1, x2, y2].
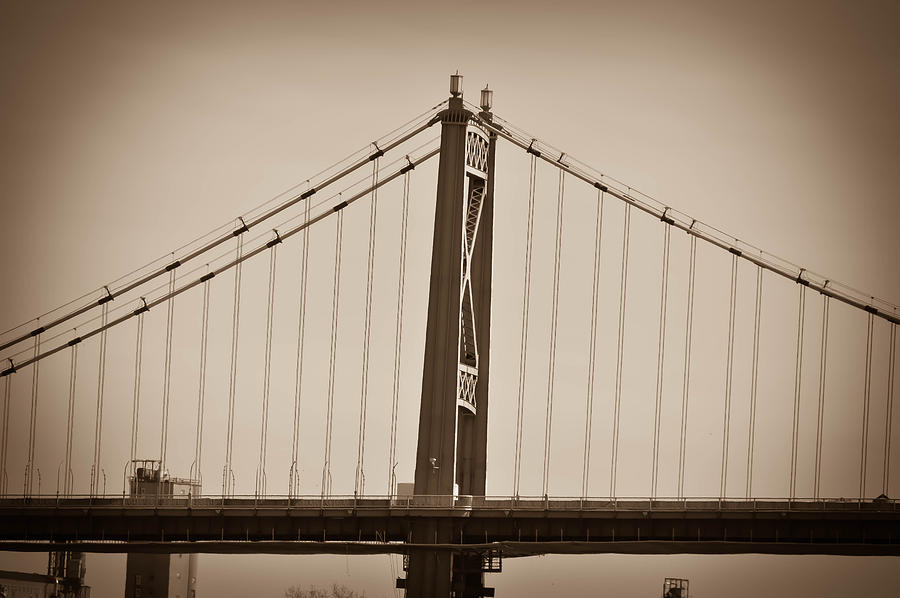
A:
[2, 498, 898, 557]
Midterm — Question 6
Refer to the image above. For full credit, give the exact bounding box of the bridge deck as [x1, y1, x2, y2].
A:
[1, 497, 898, 556]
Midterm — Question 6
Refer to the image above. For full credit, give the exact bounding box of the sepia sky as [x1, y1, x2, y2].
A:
[1, 1, 899, 596]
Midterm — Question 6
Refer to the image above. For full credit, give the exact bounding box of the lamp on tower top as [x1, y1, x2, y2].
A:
[480, 85, 493, 112]
[450, 72, 463, 98]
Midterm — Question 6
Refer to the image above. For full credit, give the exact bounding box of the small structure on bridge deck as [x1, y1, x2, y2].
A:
[663, 578, 689, 598]
[124, 460, 199, 598]
[128, 459, 199, 499]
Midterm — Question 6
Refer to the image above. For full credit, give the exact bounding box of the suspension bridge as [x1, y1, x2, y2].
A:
[0, 75, 898, 596]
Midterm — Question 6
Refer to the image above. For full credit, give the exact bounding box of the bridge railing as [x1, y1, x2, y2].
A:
[1, 494, 897, 512]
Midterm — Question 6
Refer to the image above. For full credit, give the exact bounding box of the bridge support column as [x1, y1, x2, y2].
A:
[405, 75, 495, 597]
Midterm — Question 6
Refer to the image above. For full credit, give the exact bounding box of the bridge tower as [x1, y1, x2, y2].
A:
[405, 75, 496, 597]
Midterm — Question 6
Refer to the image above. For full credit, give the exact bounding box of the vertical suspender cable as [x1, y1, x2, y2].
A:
[883, 323, 896, 495]
[130, 311, 145, 481]
[746, 267, 763, 498]
[388, 172, 411, 496]
[25, 334, 40, 496]
[64, 343, 78, 496]
[609, 202, 631, 498]
[814, 296, 830, 499]
[159, 270, 176, 482]
[860, 312, 875, 498]
[789, 285, 806, 499]
[720, 254, 738, 499]
[256, 244, 278, 497]
[677, 234, 697, 499]
[1, 369, 10, 495]
[581, 189, 605, 499]
[224, 232, 244, 497]
[356, 158, 379, 497]
[90, 306, 108, 497]
[651, 223, 671, 498]
[513, 155, 537, 497]
[291, 198, 312, 497]
[541, 169, 565, 498]
[192, 278, 211, 488]
[323, 209, 344, 498]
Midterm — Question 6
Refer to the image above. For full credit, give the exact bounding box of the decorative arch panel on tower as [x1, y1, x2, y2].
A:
[457, 125, 490, 415]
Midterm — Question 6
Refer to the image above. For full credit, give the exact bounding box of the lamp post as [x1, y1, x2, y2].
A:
[123, 459, 131, 500]
[450, 72, 463, 97]
[480, 86, 493, 112]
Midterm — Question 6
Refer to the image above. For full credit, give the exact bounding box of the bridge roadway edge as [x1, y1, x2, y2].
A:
[1, 499, 898, 557]
[3, 540, 900, 557]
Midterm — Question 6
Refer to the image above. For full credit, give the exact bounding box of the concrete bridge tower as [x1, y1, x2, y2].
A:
[405, 74, 496, 598]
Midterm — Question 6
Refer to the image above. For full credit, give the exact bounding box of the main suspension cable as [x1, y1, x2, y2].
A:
[513, 155, 537, 497]
[388, 171, 411, 496]
[256, 241, 279, 497]
[2, 148, 440, 378]
[678, 233, 698, 499]
[860, 312, 875, 498]
[541, 169, 565, 498]
[64, 342, 78, 496]
[159, 270, 176, 482]
[746, 266, 763, 498]
[651, 222, 671, 498]
[581, 188, 605, 499]
[610, 202, 631, 497]
[883, 323, 897, 495]
[789, 284, 807, 499]
[90, 305, 108, 497]
[323, 209, 344, 498]
[290, 196, 312, 498]
[473, 113, 900, 327]
[355, 158, 379, 497]
[0, 109, 444, 355]
[224, 233, 244, 497]
[814, 295, 830, 498]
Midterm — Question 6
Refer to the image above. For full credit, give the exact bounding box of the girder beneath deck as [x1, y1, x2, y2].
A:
[2, 498, 898, 556]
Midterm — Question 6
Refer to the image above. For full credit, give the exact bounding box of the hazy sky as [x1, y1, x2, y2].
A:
[1, 1, 899, 596]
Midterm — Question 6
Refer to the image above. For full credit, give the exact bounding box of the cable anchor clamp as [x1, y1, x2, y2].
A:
[660, 207, 675, 226]
[300, 184, 317, 200]
[266, 230, 283, 248]
[98, 285, 114, 305]
[400, 155, 416, 174]
[134, 297, 150, 316]
[233, 217, 249, 236]
[864, 297, 878, 315]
